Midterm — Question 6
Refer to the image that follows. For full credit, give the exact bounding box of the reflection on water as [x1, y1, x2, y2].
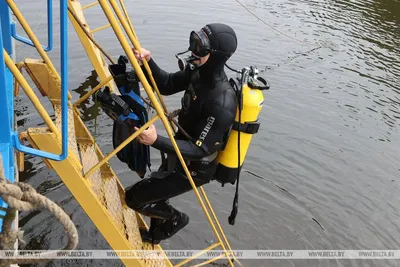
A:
[13, 0, 400, 266]
[72, 70, 102, 123]
[302, 0, 400, 132]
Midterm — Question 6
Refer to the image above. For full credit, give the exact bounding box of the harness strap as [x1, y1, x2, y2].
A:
[232, 120, 260, 134]
[151, 151, 218, 179]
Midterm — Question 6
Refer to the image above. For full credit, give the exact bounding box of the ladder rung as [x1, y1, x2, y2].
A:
[174, 242, 221, 267]
[192, 254, 226, 267]
[82, 1, 99, 10]
[73, 75, 114, 107]
[90, 23, 110, 34]
[89, 20, 122, 34]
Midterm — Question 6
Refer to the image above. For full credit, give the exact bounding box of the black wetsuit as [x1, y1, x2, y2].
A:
[125, 23, 238, 242]
[125, 56, 237, 208]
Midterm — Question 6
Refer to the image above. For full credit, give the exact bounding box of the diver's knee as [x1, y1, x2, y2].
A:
[125, 184, 144, 210]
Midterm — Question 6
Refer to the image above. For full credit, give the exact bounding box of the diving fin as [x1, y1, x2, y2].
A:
[96, 54, 151, 178]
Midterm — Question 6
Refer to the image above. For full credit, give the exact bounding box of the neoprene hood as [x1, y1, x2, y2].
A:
[198, 23, 238, 81]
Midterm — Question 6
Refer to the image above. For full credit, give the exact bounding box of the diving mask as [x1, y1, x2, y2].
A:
[174, 28, 212, 71]
[189, 29, 211, 57]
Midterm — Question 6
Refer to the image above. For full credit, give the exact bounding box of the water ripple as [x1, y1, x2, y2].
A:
[14, 0, 400, 266]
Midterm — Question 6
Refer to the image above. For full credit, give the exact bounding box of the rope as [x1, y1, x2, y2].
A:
[67, 6, 115, 65]
[0, 176, 79, 266]
[167, 108, 181, 122]
[234, 0, 326, 72]
[235, 0, 318, 46]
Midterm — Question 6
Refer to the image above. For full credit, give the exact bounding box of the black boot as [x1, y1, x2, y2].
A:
[135, 201, 189, 245]
[147, 209, 189, 244]
[140, 218, 165, 245]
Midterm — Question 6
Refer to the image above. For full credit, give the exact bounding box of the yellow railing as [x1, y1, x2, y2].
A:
[6, 0, 72, 101]
[3, 50, 60, 137]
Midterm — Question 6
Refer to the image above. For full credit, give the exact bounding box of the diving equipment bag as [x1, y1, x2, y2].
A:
[96, 55, 151, 178]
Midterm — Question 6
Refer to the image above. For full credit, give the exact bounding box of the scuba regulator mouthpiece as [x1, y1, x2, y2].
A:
[175, 50, 198, 71]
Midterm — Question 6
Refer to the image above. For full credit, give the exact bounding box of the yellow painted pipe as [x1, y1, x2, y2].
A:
[83, 115, 160, 179]
[97, 1, 234, 264]
[118, 0, 137, 39]
[82, 1, 99, 10]
[73, 75, 114, 107]
[4, 50, 60, 136]
[90, 23, 111, 34]
[199, 187, 242, 266]
[6, 0, 72, 100]
[174, 242, 221, 267]
[192, 254, 226, 267]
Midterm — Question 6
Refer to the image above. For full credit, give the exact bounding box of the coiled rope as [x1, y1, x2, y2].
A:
[0, 169, 78, 267]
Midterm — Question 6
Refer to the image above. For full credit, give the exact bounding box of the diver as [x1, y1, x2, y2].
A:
[124, 23, 238, 244]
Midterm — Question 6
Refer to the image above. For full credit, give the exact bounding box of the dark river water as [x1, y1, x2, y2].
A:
[12, 0, 400, 266]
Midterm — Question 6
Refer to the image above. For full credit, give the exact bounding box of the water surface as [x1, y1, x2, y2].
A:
[13, 0, 400, 266]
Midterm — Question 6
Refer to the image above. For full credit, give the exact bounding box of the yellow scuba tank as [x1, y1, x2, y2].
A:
[213, 65, 269, 225]
[214, 66, 268, 186]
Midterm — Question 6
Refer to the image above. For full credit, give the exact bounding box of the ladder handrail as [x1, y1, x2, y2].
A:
[10, 0, 53, 52]
[5, 0, 69, 161]
[0, 22, 9, 142]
